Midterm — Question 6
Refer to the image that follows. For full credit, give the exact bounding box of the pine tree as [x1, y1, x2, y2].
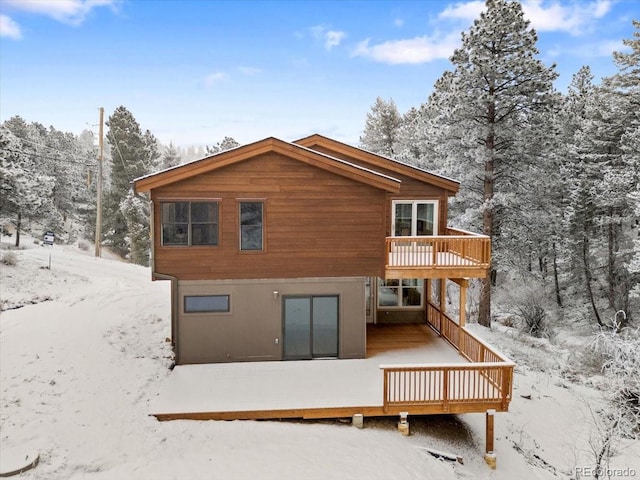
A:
[205, 136, 240, 156]
[620, 127, 640, 302]
[395, 105, 428, 166]
[121, 190, 150, 266]
[105, 106, 158, 261]
[580, 22, 640, 324]
[562, 22, 640, 326]
[425, 0, 558, 326]
[359, 97, 403, 156]
[45, 126, 89, 229]
[552, 67, 597, 311]
[160, 142, 182, 170]
[0, 120, 56, 246]
[74, 129, 99, 241]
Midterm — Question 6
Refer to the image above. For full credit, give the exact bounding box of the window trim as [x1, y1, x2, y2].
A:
[237, 199, 266, 253]
[391, 199, 439, 236]
[159, 199, 221, 247]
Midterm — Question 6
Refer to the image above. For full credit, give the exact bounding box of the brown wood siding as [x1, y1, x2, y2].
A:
[305, 145, 450, 233]
[152, 152, 388, 280]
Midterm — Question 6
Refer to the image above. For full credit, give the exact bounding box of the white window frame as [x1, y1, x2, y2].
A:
[391, 200, 439, 236]
[377, 278, 424, 309]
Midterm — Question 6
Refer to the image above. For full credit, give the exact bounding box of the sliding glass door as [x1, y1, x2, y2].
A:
[283, 296, 339, 360]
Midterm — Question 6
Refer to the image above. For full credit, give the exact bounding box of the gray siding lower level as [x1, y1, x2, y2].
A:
[176, 277, 366, 365]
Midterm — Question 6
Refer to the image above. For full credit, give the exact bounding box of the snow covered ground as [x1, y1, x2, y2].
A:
[1, 237, 638, 479]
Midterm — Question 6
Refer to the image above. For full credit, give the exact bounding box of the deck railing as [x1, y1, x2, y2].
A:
[382, 303, 514, 413]
[426, 302, 459, 348]
[385, 229, 491, 272]
[381, 363, 513, 412]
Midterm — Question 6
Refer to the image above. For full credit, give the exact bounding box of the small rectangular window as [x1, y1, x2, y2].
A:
[184, 295, 230, 313]
[240, 201, 263, 251]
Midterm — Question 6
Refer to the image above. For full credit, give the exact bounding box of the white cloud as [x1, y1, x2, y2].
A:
[0, 14, 22, 39]
[351, 0, 617, 66]
[438, 1, 485, 22]
[352, 32, 460, 65]
[437, 0, 613, 36]
[311, 25, 346, 50]
[593, 0, 613, 18]
[325, 30, 345, 50]
[2, 0, 119, 26]
[393, 18, 404, 28]
[522, 0, 613, 35]
[204, 72, 228, 87]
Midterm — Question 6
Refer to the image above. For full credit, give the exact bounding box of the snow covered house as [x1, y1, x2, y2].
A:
[134, 135, 513, 422]
[135, 134, 494, 361]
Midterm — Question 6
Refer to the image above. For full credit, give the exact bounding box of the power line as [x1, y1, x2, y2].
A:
[106, 130, 132, 183]
[1, 129, 98, 165]
[0, 147, 97, 167]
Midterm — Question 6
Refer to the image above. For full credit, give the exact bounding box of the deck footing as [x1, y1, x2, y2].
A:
[397, 412, 410, 436]
[484, 452, 496, 469]
[352, 414, 364, 429]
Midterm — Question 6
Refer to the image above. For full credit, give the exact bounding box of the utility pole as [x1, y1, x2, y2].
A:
[94, 107, 104, 257]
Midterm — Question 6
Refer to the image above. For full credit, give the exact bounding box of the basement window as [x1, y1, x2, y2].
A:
[184, 295, 230, 313]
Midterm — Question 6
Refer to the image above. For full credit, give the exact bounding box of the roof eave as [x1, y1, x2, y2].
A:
[134, 137, 402, 194]
[294, 134, 460, 194]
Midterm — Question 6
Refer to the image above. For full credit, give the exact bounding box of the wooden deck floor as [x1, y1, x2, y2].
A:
[151, 323, 473, 421]
[366, 323, 444, 358]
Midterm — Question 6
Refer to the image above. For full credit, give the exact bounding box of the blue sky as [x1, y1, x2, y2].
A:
[0, 0, 637, 148]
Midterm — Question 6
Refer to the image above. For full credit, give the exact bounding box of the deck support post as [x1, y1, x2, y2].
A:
[352, 414, 364, 429]
[439, 279, 446, 316]
[484, 409, 496, 469]
[459, 283, 467, 328]
[425, 279, 431, 323]
[398, 412, 410, 436]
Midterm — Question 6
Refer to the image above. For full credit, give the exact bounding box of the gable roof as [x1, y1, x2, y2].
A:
[134, 137, 402, 194]
[294, 134, 460, 194]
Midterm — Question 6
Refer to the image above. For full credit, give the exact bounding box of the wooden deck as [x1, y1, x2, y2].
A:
[385, 228, 491, 279]
[151, 320, 514, 422]
[366, 323, 443, 358]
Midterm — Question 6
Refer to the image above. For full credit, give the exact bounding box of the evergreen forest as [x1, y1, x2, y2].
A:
[1, 2, 638, 334]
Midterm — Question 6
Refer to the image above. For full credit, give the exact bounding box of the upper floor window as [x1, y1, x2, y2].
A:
[392, 200, 438, 236]
[239, 201, 263, 251]
[162, 201, 219, 246]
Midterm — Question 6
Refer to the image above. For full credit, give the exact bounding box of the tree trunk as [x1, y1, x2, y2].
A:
[478, 277, 492, 327]
[478, 158, 494, 326]
[478, 98, 496, 328]
[583, 237, 603, 327]
[607, 216, 616, 309]
[15, 212, 21, 248]
[552, 241, 563, 307]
